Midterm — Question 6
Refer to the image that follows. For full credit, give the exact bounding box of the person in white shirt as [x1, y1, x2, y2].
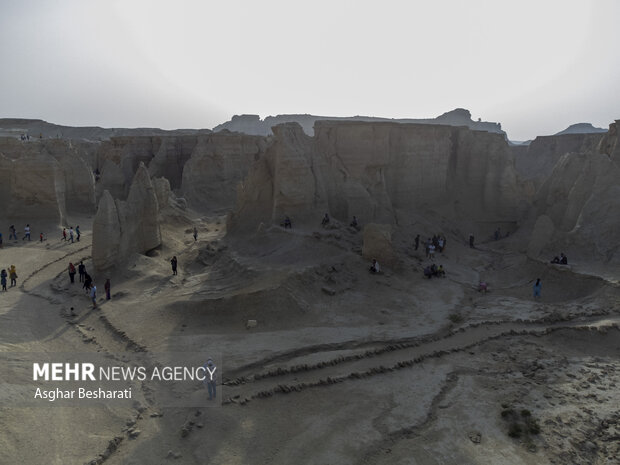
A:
[369, 259, 380, 274]
[23, 224, 31, 241]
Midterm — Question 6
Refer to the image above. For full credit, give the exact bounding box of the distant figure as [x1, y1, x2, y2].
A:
[78, 261, 86, 283]
[90, 284, 97, 308]
[560, 253, 568, 265]
[69, 227, 74, 243]
[1, 269, 7, 291]
[436, 264, 446, 277]
[9, 225, 17, 240]
[9, 265, 17, 287]
[551, 255, 560, 264]
[83, 272, 92, 291]
[23, 224, 31, 241]
[533, 278, 542, 299]
[193, 226, 198, 241]
[204, 359, 217, 400]
[283, 216, 292, 229]
[350, 216, 359, 229]
[104, 278, 111, 300]
[39, 232, 44, 242]
[437, 237, 444, 253]
[76, 225, 81, 242]
[321, 213, 330, 226]
[0, 231, 3, 248]
[469, 234, 475, 248]
[428, 243, 436, 260]
[62, 228, 67, 241]
[171, 256, 178, 275]
[68, 262, 76, 283]
[414, 234, 420, 251]
[494, 228, 501, 241]
[369, 258, 380, 274]
[478, 281, 488, 293]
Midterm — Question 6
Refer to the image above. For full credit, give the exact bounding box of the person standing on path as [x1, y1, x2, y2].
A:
[62, 228, 67, 241]
[414, 234, 420, 251]
[9, 225, 17, 241]
[9, 265, 17, 287]
[533, 278, 542, 299]
[469, 234, 475, 248]
[104, 278, 111, 300]
[78, 261, 86, 283]
[203, 359, 217, 400]
[0, 231, 3, 249]
[193, 226, 198, 242]
[90, 283, 97, 309]
[69, 227, 74, 243]
[23, 224, 31, 241]
[68, 263, 76, 284]
[1, 269, 7, 291]
[76, 225, 81, 242]
[170, 256, 178, 276]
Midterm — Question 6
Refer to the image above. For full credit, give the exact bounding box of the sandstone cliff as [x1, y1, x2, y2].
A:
[229, 121, 519, 234]
[92, 163, 161, 270]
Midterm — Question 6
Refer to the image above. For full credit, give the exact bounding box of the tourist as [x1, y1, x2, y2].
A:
[533, 278, 542, 299]
[494, 228, 501, 241]
[1, 269, 7, 291]
[437, 236, 444, 253]
[193, 226, 198, 241]
[39, 232, 44, 242]
[204, 359, 217, 400]
[414, 234, 420, 251]
[560, 253, 568, 265]
[90, 283, 97, 309]
[428, 243, 436, 260]
[283, 216, 292, 229]
[23, 224, 31, 241]
[9, 225, 17, 241]
[478, 281, 488, 293]
[62, 228, 67, 241]
[437, 264, 446, 277]
[350, 216, 359, 229]
[69, 227, 74, 243]
[68, 263, 76, 284]
[369, 258, 380, 274]
[321, 213, 330, 226]
[469, 234, 475, 248]
[104, 278, 111, 300]
[171, 256, 178, 275]
[83, 272, 92, 291]
[0, 231, 3, 248]
[76, 225, 81, 242]
[78, 261, 86, 283]
[9, 265, 17, 287]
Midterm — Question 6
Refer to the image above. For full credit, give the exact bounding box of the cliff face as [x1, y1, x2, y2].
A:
[92, 164, 161, 270]
[230, 121, 519, 232]
[528, 121, 620, 264]
[0, 138, 96, 223]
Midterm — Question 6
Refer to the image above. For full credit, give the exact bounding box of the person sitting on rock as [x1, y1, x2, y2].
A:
[282, 216, 292, 229]
[350, 216, 359, 229]
[423, 266, 433, 279]
[436, 264, 446, 277]
[478, 281, 488, 293]
[321, 213, 330, 226]
[551, 255, 560, 264]
[369, 259, 380, 274]
[560, 253, 568, 265]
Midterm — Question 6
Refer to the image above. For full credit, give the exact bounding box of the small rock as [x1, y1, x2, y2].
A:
[129, 429, 141, 439]
[321, 286, 336, 296]
[468, 432, 481, 444]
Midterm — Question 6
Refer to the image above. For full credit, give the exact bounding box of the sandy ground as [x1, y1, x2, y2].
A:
[1, 210, 619, 465]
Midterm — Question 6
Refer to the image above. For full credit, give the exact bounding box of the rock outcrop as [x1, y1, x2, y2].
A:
[527, 121, 620, 264]
[92, 163, 161, 270]
[362, 224, 399, 269]
[229, 121, 519, 235]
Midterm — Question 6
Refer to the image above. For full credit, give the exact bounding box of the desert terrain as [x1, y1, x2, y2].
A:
[0, 113, 619, 465]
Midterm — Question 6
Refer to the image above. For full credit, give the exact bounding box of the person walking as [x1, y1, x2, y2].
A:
[83, 272, 92, 292]
[9, 225, 17, 241]
[68, 263, 76, 284]
[78, 261, 86, 283]
[90, 283, 97, 309]
[469, 234, 475, 248]
[193, 226, 198, 242]
[23, 224, 31, 241]
[69, 227, 74, 243]
[39, 232, 44, 242]
[1, 269, 7, 291]
[76, 225, 81, 242]
[104, 278, 111, 300]
[9, 265, 17, 287]
[533, 278, 542, 299]
[62, 228, 67, 241]
[170, 256, 178, 276]
[414, 234, 420, 251]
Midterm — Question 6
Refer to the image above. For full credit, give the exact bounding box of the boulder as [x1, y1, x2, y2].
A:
[362, 223, 398, 269]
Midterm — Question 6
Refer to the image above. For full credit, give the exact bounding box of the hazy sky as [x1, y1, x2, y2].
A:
[1, 0, 618, 140]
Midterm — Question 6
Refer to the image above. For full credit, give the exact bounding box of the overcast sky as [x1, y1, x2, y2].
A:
[1, 0, 618, 140]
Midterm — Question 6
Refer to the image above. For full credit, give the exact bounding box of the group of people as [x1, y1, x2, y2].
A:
[62, 226, 81, 243]
[551, 253, 568, 265]
[279, 213, 360, 231]
[1, 265, 18, 291]
[423, 263, 446, 279]
[67, 260, 111, 309]
[424, 235, 447, 260]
